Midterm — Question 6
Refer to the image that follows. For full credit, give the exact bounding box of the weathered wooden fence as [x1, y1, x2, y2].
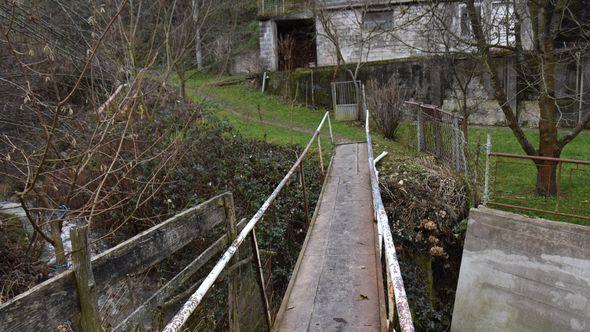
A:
[0, 192, 252, 331]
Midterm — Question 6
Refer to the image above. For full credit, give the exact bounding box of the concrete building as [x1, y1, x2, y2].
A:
[257, 0, 590, 127]
[258, 0, 531, 71]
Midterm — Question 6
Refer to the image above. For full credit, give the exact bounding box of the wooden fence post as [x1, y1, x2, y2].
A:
[223, 194, 240, 332]
[250, 230, 272, 332]
[70, 225, 102, 332]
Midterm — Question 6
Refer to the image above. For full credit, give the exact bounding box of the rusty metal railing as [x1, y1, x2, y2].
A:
[365, 91, 415, 331]
[483, 134, 590, 222]
[162, 112, 333, 332]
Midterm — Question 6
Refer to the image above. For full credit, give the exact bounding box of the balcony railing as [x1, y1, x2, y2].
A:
[257, 0, 312, 16]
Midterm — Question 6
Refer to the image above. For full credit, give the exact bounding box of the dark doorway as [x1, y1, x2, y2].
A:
[276, 19, 316, 71]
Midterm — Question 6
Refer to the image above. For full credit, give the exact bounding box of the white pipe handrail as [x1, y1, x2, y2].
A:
[162, 111, 332, 332]
[365, 108, 415, 332]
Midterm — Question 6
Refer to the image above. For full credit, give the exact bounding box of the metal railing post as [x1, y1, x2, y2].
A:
[556, 161, 563, 211]
[318, 136, 324, 176]
[223, 195, 240, 332]
[250, 230, 272, 332]
[452, 114, 461, 172]
[261, 72, 268, 93]
[483, 134, 492, 205]
[162, 112, 331, 332]
[299, 160, 310, 224]
[327, 113, 334, 145]
[416, 107, 423, 152]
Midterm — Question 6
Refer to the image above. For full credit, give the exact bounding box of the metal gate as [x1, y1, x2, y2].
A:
[331, 81, 360, 121]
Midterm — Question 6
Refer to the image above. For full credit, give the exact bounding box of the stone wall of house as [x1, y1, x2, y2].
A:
[315, 4, 443, 67]
[264, 56, 590, 128]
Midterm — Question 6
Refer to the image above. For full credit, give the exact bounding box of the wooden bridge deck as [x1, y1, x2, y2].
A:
[274, 143, 384, 332]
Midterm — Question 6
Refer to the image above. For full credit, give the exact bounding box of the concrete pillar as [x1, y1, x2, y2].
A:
[259, 20, 278, 71]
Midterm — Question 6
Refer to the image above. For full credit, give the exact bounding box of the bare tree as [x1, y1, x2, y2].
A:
[367, 78, 414, 138]
[456, 0, 590, 195]
[0, 0, 201, 269]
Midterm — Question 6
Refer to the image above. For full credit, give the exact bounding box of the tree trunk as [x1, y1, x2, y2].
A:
[179, 79, 186, 102]
[535, 161, 557, 196]
[536, 35, 559, 196]
[536, 93, 559, 196]
[461, 93, 469, 143]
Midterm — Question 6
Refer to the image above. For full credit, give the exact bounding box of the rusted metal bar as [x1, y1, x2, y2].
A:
[489, 152, 590, 165]
[483, 134, 492, 205]
[487, 201, 590, 221]
[556, 162, 563, 211]
[162, 112, 331, 332]
[300, 160, 310, 223]
[365, 108, 415, 332]
[250, 230, 272, 332]
[404, 100, 463, 119]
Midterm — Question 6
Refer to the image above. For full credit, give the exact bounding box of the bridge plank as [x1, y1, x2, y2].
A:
[274, 143, 384, 331]
[0, 193, 229, 331]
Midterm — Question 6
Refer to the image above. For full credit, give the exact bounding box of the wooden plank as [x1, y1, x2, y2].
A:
[0, 193, 229, 331]
[71, 225, 102, 332]
[114, 218, 247, 331]
[273, 156, 334, 330]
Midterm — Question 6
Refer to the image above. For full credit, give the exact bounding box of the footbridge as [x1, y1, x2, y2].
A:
[164, 109, 414, 332]
[0, 110, 414, 332]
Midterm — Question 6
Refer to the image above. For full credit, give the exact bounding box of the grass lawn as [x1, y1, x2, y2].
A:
[181, 71, 589, 225]
[468, 127, 590, 226]
[183, 71, 417, 164]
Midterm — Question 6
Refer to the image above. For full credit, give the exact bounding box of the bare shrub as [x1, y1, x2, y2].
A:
[366, 78, 413, 139]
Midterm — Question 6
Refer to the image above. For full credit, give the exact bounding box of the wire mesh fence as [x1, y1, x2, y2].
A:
[392, 99, 589, 223]
[404, 101, 467, 173]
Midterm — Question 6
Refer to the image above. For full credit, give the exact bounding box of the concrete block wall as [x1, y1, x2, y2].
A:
[452, 207, 590, 331]
[315, 5, 440, 67]
[259, 20, 278, 71]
